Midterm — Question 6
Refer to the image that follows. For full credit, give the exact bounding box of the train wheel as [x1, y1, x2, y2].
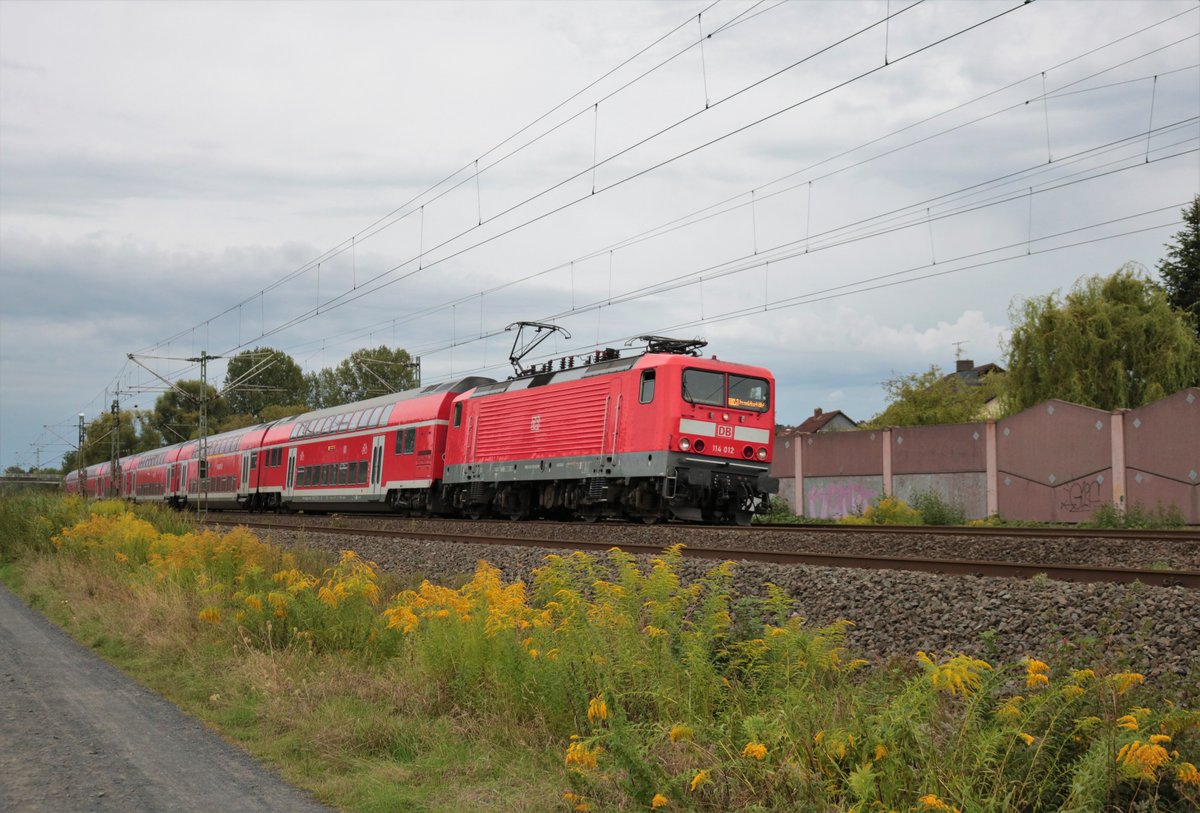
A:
[640, 515, 660, 525]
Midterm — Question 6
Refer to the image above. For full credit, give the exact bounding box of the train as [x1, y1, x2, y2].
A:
[64, 337, 778, 524]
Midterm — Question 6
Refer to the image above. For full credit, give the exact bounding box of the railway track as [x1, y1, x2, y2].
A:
[203, 516, 1200, 589]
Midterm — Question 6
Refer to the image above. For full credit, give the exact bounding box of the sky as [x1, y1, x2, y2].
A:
[1, 0, 1197, 471]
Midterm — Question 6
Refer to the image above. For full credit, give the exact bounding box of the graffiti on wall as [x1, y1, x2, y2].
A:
[1059, 478, 1103, 513]
[805, 480, 877, 519]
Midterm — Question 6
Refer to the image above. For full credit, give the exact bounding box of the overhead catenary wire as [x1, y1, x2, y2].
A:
[214, 0, 1028, 357]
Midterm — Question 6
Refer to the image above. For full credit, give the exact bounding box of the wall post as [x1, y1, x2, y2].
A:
[794, 433, 805, 516]
[985, 420, 998, 517]
[881, 428, 892, 496]
[1110, 410, 1126, 511]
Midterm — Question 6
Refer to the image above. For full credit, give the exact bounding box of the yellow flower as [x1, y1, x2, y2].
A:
[1116, 715, 1139, 731]
[1149, 734, 1171, 745]
[997, 696, 1024, 720]
[587, 694, 608, 723]
[927, 654, 992, 696]
[742, 741, 768, 760]
[1062, 685, 1085, 698]
[644, 625, 668, 638]
[651, 793, 669, 808]
[1176, 762, 1200, 786]
[669, 724, 693, 743]
[1025, 657, 1050, 689]
[114, 551, 129, 563]
[1070, 668, 1096, 682]
[917, 794, 961, 813]
[1111, 672, 1145, 695]
[873, 743, 888, 761]
[564, 741, 600, 771]
[197, 606, 221, 625]
[1018, 732, 1035, 747]
[689, 770, 710, 792]
[1118, 740, 1170, 780]
[244, 594, 263, 613]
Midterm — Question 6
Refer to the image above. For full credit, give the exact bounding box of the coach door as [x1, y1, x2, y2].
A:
[285, 448, 297, 499]
[241, 451, 251, 499]
[370, 435, 386, 497]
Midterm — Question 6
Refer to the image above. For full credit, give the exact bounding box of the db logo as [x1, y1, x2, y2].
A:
[716, 425, 734, 438]
[530, 415, 542, 432]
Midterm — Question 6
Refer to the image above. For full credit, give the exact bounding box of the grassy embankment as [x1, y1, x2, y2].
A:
[1, 493, 1197, 812]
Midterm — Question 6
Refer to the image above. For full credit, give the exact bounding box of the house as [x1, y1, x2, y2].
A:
[792, 407, 858, 434]
[946, 358, 1005, 418]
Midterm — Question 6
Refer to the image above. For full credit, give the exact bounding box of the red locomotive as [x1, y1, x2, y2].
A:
[64, 334, 778, 524]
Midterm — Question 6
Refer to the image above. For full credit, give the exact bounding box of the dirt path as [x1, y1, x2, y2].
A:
[0, 585, 336, 813]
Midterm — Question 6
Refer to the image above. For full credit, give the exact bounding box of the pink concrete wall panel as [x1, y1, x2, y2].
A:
[801, 429, 884, 477]
[1124, 388, 1200, 522]
[770, 435, 796, 479]
[997, 400, 1113, 522]
[891, 422, 987, 474]
[804, 475, 883, 518]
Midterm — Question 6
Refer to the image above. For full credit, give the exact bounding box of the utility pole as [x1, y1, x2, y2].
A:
[110, 397, 120, 497]
[194, 350, 212, 519]
[78, 413, 85, 496]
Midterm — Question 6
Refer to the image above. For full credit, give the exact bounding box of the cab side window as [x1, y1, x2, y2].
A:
[639, 370, 656, 404]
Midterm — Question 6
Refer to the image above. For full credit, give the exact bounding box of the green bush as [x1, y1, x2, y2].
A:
[909, 489, 967, 526]
[1087, 500, 1187, 529]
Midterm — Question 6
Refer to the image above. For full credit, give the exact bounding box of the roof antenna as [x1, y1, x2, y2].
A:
[952, 340, 967, 361]
[506, 321, 571, 378]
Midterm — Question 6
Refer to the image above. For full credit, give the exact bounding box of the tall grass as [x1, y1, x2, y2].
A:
[5, 495, 1199, 812]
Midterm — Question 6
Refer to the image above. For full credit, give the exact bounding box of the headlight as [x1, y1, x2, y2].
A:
[757, 448, 768, 460]
[679, 438, 691, 451]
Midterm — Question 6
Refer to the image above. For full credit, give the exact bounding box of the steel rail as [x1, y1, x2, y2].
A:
[203, 518, 1200, 589]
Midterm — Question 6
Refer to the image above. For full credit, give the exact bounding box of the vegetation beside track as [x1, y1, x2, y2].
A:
[755, 492, 1191, 530]
[2, 494, 1198, 812]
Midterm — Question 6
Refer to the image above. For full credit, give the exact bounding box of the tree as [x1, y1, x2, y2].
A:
[222, 347, 308, 419]
[305, 346, 419, 408]
[1004, 264, 1200, 413]
[1157, 195, 1200, 338]
[863, 366, 1004, 428]
[151, 381, 228, 442]
[62, 408, 163, 469]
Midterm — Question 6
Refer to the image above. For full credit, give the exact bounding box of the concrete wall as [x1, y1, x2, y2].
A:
[769, 388, 1200, 523]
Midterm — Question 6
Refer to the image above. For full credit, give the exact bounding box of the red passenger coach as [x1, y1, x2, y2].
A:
[443, 343, 778, 524]
[268, 377, 493, 514]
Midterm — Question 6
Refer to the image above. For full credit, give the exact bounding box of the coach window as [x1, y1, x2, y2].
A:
[639, 370, 656, 404]
[338, 463, 348, 485]
[453, 402, 463, 427]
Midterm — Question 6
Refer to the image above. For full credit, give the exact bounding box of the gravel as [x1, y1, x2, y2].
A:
[256, 524, 1200, 696]
[242, 514, 1200, 569]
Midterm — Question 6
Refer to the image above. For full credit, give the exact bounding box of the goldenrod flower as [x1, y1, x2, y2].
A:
[1062, 685, 1085, 698]
[873, 743, 888, 761]
[244, 594, 263, 613]
[1025, 658, 1050, 689]
[564, 741, 600, 771]
[1116, 715, 1139, 731]
[669, 724, 693, 743]
[1149, 734, 1171, 745]
[1070, 668, 1096, 682]
[197, 606, 221, 625]
[997, 696, 1024, 720]
[689, 770, 709, 792]
[114, 551, 129, 563]
[587, 694, 608, 723]
[927, 654, 991, 696]
[917, 794, 961, 812]
[644, 625, 668, 638]
[742, 741, 768, 760]
[1018, 733, 1035, 747]
[1111, 672, 1145, 695]
[1118, 739, 1170, 780]
[651, 793, 669, 808]
[1176, 762, 1200, 786]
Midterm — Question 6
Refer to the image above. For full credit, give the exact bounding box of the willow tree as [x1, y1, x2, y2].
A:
[1004, 264, 1200, 412]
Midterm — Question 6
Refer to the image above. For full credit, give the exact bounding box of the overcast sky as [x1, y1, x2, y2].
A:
[1, 0, 1197, 471]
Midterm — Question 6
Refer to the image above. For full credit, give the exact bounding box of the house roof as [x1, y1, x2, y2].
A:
[790, 408, 857, 435]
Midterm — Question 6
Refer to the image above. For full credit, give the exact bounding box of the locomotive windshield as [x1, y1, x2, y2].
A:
[682, 369, 770, 412]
